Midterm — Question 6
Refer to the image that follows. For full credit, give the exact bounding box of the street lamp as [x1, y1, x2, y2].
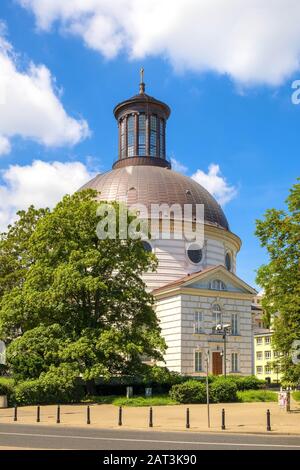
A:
[215, 323, 231, 377]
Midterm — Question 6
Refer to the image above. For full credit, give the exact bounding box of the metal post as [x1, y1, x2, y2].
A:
[206, 352, 210, 428]
[221, 408, 226, 430]
[118, 406, 122, 426]
[13, 405, 17, 422]
[87, 405, 91, 425]
[267, 409, 271, 431]
[186, 408, 190, 429]
[56, 405, 60, 424]
[223, 333, 227, 377]
[149, 407, 153, 428]
[37, 405, 40, 423]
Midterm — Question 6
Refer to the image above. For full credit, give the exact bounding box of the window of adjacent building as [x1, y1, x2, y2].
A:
[225, 252, 232, 271]
[265, 336, 271, 344]
[256, 366, 263, 374]
[194, 311, 203, 334]
[138, 114, 146, 156]
[265, 366, 271, 375]
[231, 313, 238, 335]
[256, 351, 263, 360]
[209, 279, 226, 291]
[150, 115, 157, 157]
[231, 353, 238, 372]
[265, 351, 272, 360]
[120, 118, 126, 157]
[195, 351, 202, 372]
[127, 115, 135, 156]
[159, 119, 165, 157]
[212, 304, 222, 326]
[256, 337, 262, 345]
[187, 243, 203, 264]
[141, 241, 152, 253]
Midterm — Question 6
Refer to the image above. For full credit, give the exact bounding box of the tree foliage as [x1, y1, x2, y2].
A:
[0, 190, 166, 387]
[255, 179, 300, 384]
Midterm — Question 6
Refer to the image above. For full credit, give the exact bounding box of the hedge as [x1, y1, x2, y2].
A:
[0, 377, 15, 405]
[210, 378, 238, 402]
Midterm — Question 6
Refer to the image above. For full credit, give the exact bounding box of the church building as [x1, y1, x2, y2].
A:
[82, 73, 257, 377]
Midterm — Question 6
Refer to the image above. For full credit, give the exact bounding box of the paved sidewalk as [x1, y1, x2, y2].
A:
[1, 401, 300, 435]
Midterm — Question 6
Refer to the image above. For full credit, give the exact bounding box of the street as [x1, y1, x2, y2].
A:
[0, 423, 300, 450]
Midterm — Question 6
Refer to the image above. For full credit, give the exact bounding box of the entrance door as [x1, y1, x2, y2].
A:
[212, 352, 223, 375]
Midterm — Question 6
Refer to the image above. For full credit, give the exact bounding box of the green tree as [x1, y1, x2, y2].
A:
[255, 179, 300, 384]
[0, 190, 166, 392]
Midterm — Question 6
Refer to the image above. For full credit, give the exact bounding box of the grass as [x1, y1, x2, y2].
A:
[82, 395, 178, 406]
[292, 391, 300, 402]
[237, 390, 277, 403]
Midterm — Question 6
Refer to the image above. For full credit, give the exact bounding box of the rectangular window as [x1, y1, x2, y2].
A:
[138, 114, 146, 156]
[231, 313, 238, 335]
[195, 351, 202, 372]
[231, 353, 238, 372]
[194, 311, 203, 334]
[256, 351, 263, 360]
[120, 119, 126, 157]
[256, 366, 263, 374]
[127, 115, 135, 156]
[159, 118, 165, 157]
[150, 115, 157, 156]
[265, 351, 272, 360]
[265, 336, 271, 344]
[265, 366, 271, 375]
[256, 337, 262, 345]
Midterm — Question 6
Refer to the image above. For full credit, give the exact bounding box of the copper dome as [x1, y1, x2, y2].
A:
[81, 165, 229, 230]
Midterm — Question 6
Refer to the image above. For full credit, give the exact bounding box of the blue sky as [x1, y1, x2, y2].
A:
[0, 1, 299, 288]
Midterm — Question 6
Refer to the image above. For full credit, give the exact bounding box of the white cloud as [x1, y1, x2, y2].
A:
[171, 157, 187, 174]
[0, 160, 94, 230]
[18, 0, 300, 86]
[0, 136, 11, 156]
[192, 163, 237, 206]
[0, 26, 89, 155]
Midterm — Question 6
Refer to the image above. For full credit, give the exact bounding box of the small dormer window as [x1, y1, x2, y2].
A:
[209, 279, 226, 291]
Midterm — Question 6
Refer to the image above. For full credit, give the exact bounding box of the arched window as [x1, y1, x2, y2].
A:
[212, 304, 222, 326]
[138, 113, 146, 156]
[150, 115, 157, 156]
[127, 115, 135, 156]
[225, 252, 232, 271]
[209, 279, 226, 291]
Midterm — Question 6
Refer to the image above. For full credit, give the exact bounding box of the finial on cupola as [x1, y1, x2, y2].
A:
[139, 67, 145, 94]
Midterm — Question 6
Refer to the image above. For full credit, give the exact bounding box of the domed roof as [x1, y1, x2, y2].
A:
[81, 165, 229, 230]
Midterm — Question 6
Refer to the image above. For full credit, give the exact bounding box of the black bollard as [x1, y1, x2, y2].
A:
[267, 409, 271, 431]
[37, 405, 40, 423]
[87, 405, 91, 425]
[118, 406, 122, 426]
[186, 408, 190, 429]
[221, 408, 226, 430]
[13, 405, 17, 422]
[149, 407, 153, 428]
[56, 405, 60, 424]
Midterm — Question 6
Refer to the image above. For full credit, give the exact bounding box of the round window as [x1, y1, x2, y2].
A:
[141, 240, 152, 253]
[187, 244, 203, 264]
[225, 252, 232, 271]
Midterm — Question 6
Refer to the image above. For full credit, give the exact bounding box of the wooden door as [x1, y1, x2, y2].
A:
[212, 352, 223, 375]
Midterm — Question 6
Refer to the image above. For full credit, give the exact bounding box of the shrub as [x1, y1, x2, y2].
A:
[0, 377, 15, 405]
[210, 378, 238, 403]
[14, 364, 84, 406]
[169, 380, 206, 404]
[229, 375, 265, 391]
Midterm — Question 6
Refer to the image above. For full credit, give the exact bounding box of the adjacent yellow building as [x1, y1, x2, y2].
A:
[254, 331, 282, 383]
